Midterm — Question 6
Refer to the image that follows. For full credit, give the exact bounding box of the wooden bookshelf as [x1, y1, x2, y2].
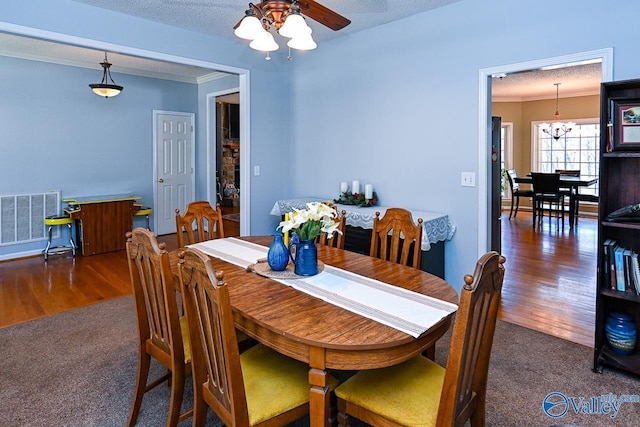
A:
[593, 79, 640, 376]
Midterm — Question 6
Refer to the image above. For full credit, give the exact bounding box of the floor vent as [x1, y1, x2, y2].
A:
[0, 191, 61, 246]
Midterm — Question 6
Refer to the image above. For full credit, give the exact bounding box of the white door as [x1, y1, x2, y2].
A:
[154, 111, 195, 235]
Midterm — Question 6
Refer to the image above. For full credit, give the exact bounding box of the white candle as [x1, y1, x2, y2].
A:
[352, 180, 360, 195]
[340, 181, 348, 193]
[365, 184, 373, 199]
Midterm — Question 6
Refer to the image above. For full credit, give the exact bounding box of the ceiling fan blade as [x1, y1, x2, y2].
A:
[299, 0, 351, 31]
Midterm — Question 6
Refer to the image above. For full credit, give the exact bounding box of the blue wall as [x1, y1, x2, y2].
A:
[0, 56, 198, 256]
[4, 0, 640, 287]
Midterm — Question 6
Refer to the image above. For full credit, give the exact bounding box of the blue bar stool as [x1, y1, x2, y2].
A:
[43, 215, 77, 260]
[133, 205, 153, 230]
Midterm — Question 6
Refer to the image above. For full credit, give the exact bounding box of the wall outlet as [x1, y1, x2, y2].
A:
[461, 172, 476, 187]
[254, 165, 260, 176]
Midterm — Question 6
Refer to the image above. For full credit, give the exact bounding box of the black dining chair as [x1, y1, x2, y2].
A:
[531, 172, 565, 227]
[505, 169, 534, 220]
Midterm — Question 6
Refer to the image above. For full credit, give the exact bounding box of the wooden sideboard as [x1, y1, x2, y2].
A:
[270, 197, 456, 278]
[64, 194, 141, 256]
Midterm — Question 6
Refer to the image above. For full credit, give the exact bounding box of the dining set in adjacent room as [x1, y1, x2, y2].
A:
[505, 168, 598, 229]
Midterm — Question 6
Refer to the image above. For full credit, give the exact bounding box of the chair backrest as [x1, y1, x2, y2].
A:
[175, 201, 225, 248]
[436, 251, 506, 426]
[531, 172, 561, 194]
[505, 169, 520, 192]
[178, 247, 249, 426]
[369, 208, 423, 269]
[316, 209, 346, 249]
[126, 227, 185, 365]
[555, 169, 580, 177]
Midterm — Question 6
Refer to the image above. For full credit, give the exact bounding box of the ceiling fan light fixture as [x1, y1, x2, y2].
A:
[287, 32, 317, 51]
[89, 52, 123, 98]
[234, 9, 264, 40]
[249, 30, 279, 52]
[279, 12, 311, 39]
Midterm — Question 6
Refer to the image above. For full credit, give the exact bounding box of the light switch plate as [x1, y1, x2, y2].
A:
[461, 172, 476, 187]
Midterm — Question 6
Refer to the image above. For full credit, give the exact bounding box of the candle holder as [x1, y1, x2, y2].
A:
[334, 191, 378, 207]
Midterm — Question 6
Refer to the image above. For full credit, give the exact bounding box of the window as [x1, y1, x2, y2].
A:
[500, 122, 513, 198]
[533, 119, 600, 196]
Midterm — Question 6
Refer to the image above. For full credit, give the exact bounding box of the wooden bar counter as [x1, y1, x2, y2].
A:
[64, 194, 141, 256]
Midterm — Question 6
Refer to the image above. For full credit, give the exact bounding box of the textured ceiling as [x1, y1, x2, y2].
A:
[1, 0, 603, 98]
[71, 0, 464, 43]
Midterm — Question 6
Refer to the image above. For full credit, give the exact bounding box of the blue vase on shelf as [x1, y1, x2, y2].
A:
[267, 233, 290, 271]
[605, 312, 637, 355]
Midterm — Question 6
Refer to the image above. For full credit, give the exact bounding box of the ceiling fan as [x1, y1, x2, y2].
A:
[234, 0, 351, 56]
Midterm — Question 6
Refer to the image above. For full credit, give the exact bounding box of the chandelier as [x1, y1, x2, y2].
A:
[540, 83, 575, 140]
[89, 52, 123, 98]
[234, 1, 317, 59]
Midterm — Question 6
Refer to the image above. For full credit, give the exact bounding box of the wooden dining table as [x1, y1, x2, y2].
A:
[171, 235, 458, 427]
[515, 175, 598, 227]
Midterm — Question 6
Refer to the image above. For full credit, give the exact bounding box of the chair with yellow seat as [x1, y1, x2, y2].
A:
[133, 204, 153, 230]
[175, 200, 224, 248]
[178, 246, 338, 427]
[43, 215, 77, 260]
[125, 228, 192, 427]
[369, 208, 423, 269]
[335, 251, 506, 427]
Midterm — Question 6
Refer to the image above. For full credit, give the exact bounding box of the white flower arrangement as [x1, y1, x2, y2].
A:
[278, 202, 342, 241]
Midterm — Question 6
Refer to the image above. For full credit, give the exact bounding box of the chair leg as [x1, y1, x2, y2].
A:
[67, 223, 76, 257]
[337, 399, 351, 427]
[514, 195, 520, 218]
[509, 196, 515, 220]
[166, 365, 186, 427]
[127, 353, 152, 427]
[44, 226, 53, 260]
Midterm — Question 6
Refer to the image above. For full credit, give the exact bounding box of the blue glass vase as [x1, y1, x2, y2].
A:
[267, 233, 290, 271]
[290, 239, 318, 276]
[605, 312, 637, 355]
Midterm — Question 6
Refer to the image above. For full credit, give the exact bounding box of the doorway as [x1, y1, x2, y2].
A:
[479, 49, 613, 345]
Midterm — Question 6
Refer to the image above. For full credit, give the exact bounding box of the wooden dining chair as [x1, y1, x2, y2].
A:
[178, 247, 338, 427]
[369, 208, 423, 269]
[316, 209, 346, 249]
[125, 228, 192, 427]
[505, 169, 534, 220]
[175, 200, 224, 248]
[335, 251, 506, 427]
[531, 172, 565, 227]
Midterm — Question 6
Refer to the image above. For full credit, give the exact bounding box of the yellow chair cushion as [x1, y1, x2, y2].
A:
[240, 344, 338, 426]
[135, 207, 153, 216]
[179, 316, 191, 363]
[334, 356, 445, 427]
[44, 216, 73, 226]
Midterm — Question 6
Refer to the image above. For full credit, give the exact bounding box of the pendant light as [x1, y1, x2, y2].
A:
[89, 52, 123, 98]
[540, 83, 575, 140]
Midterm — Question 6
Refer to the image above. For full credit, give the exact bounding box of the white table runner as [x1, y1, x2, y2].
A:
[188, 238, 457, 338]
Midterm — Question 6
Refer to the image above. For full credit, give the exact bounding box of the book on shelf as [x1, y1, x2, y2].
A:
[603, 238, 615, 290]
[614, 245, 626, 292]
[632, 252, 640, 294]
[623, 249, 634, 293]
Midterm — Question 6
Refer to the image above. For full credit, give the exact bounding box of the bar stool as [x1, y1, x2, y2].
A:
[133, 205, 153, 230]
[43, 215, 77, 260]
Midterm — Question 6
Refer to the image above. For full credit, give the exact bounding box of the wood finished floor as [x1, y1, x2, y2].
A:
[0, 208, 597, 348]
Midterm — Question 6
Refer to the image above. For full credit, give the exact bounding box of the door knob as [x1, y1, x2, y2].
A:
[158, 178, 164, 183]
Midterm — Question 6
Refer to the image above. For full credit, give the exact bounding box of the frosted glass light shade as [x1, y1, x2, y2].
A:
[287, 32, 317, 50]
[235, 15, 264, 40]
[279, 13, 311, 38]
[90, 84, 122, 98]
[250, 30, 279, 51]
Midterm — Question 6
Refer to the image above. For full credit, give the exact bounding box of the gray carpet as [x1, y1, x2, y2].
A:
[1, 296, 638, 426]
